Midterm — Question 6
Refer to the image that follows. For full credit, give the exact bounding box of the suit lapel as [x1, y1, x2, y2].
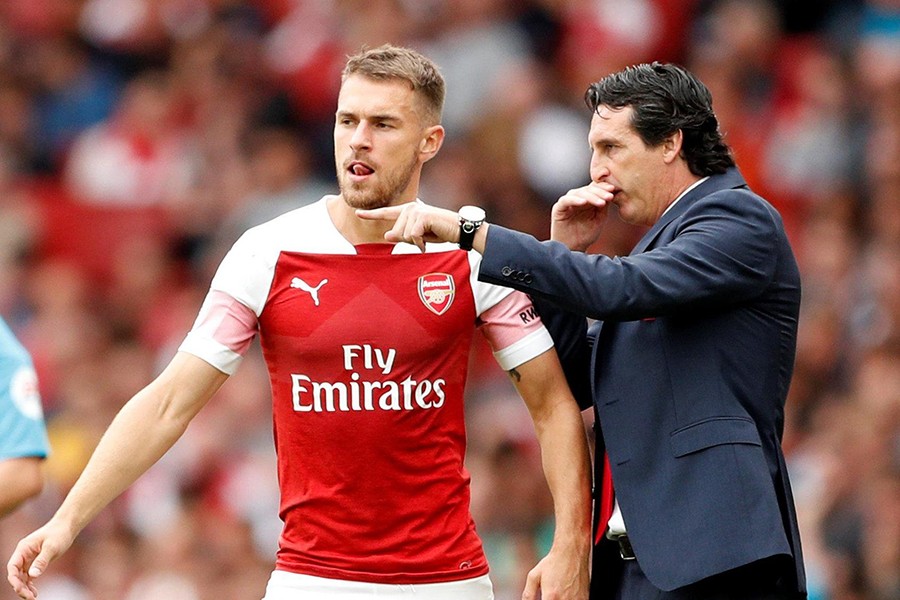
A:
[629, 168, 748, 255]
[591, 169, 748, 399]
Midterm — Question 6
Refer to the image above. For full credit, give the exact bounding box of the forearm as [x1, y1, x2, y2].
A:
[51, 391, 184, 534]
[514, 352, 592, 553]
[0, 457, 44, 518]
[50, 353, 224, 536]
[532, 401, 592, 552]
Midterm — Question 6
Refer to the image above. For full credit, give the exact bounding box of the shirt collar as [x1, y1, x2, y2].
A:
[660, 176, 709, 218]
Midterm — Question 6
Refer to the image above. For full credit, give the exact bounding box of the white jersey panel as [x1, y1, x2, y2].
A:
[209, 199, 354, 316]
[466, 251, 515, 316]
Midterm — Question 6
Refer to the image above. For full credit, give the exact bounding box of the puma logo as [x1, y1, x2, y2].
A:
[290, 277, 328, 306]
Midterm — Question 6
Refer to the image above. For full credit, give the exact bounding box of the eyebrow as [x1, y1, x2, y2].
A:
[591, 136, 618, 147]
[336, 110, 402, 123]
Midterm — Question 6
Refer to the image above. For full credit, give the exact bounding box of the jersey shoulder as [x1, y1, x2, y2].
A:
[237, 196, 351, 256]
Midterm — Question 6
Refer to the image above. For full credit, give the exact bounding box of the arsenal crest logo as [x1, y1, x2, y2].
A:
[418, 273, 455, 315]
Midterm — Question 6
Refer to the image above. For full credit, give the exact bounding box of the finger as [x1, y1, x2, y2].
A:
[382, 208, 413, 244]
[590, 179, 617, 192]
[521, 567, 540, 600]
[7, 568, 36, 600]
[561, 181, 614, 201]
[26, 545, 56, 579]
[355, 206, 404, 222]
[556, 195, 591, 208]
[577, 188, 612, 206]
[557, 187, 608, 209]
[554, 196, 606, 220]
[7, 554, 22, 583]
[19, 581, 37, 600]
[403, 214, 427, 252]
[7, 542, 34, 583]
[565, 182, 610, 197]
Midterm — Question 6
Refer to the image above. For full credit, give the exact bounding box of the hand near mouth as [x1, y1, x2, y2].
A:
[550, 181, 615, 252]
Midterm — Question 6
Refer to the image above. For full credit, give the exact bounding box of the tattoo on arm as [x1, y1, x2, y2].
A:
[508, 368, 522, 383]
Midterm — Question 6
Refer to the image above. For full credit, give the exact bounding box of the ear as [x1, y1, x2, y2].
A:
[661, 129, 683, 165]
[419, 125, 445, 163]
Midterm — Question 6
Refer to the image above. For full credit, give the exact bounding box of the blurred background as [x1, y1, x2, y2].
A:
[0, 0, 897, 599]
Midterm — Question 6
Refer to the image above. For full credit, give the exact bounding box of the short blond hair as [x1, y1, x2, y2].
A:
[342, 44, 445, 125]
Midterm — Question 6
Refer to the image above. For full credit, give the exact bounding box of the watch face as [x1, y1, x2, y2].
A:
[459, 205, 486, 222]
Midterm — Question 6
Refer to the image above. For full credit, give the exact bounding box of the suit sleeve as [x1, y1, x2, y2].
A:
[480, 191, 782, 322]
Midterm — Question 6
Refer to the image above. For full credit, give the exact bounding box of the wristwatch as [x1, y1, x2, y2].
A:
[457, 205, 486, 251]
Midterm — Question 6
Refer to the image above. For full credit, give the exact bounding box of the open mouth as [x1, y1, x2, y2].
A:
[348, 161, 374, 178]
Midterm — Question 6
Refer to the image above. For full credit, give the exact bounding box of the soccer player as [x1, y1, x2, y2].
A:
[7, 45, 591, 600]
[0, 316, 49, 518]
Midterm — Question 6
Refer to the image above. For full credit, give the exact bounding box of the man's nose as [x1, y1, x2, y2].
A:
[350, 123, 371, 149]
[591, 165, 610, 183]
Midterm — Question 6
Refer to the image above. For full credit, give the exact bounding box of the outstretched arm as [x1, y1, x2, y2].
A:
[6, 352, 228, 600]
[509, 349, 592, 600]
[355, 181, 612, 253]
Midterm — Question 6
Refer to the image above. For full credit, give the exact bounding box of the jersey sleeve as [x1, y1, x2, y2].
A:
[178, 290, 259, 375]
[208, 228, 279, 316]
[466, 250, 516, 314]
[178, 230, 275, 374]
[477, 291, 553, 371]
[0, 356, 50, 460]
[469, 251, 553, 370]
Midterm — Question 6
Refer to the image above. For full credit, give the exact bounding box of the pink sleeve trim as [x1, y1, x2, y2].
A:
[195, 290, 258, 354]
[178, 290, 258, 374]
[478, 292, 553, 370]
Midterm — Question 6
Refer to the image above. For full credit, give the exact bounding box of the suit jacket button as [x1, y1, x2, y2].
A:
[501, 267, 513, 277]
[523, 274, 533, 284]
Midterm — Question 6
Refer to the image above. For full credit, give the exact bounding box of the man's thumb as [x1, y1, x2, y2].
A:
[27, 551, 51, 578]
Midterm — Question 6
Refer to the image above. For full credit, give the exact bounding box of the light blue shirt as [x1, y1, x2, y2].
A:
[0, 317, 50, 460]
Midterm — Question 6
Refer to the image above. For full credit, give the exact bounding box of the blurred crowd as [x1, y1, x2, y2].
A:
[0, 1, 897, 599]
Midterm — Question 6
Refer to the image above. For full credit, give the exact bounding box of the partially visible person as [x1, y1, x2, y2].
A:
[7, 45, 591, 600]
[0, 316, 50, 518]
[360, 62, 807, 599]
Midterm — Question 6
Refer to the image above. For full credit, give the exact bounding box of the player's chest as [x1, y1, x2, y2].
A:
[258, 249, 476, 347]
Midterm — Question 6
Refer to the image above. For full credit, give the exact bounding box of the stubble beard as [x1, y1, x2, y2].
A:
[338, 152, 418, 210]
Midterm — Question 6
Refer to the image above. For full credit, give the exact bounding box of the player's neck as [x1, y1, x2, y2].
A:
[329, 195, 401, 245]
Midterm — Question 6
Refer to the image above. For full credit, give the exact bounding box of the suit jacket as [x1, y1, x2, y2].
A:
[479, 169, 806, 596]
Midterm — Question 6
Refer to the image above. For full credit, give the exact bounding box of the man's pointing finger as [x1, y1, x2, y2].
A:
[356, 206, 403, 221]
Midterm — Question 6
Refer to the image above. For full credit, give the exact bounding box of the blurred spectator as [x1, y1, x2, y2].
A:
[26, 35, 122, 172]
[219, 126, 331, 239]
[63, 70, 196, 207]
[423, 0, 533, 136]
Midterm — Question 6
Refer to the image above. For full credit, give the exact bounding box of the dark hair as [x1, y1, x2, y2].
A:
[584, 62, 735, 176]
[343, 44, 445, 125]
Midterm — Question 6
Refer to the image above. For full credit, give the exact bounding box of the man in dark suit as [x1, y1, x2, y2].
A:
[359, 62, 806, 599]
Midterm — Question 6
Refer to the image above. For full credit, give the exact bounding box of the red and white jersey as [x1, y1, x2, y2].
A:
[179, 197, 553, 584]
